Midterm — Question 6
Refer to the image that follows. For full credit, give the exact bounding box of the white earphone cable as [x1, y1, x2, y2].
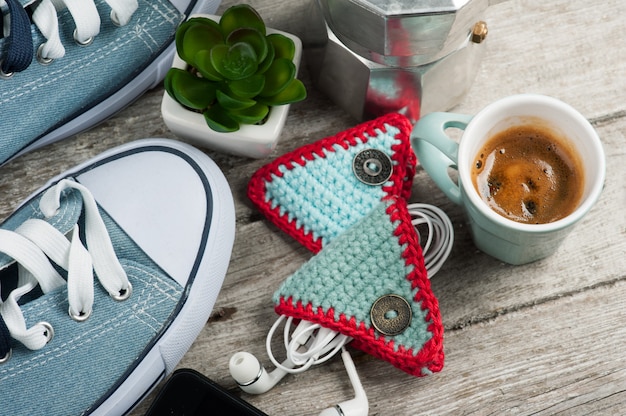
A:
[407, 203, 454, 277]
[266, 315, 352, 374]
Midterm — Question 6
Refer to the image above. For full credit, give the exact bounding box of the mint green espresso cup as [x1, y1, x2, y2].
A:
[411, 94, 606, 265]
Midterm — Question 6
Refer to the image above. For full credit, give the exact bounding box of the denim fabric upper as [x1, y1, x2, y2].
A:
[0, 0, 185, 165]
[0, 185, 184, 415]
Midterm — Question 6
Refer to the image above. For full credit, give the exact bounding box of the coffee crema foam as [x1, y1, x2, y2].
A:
[471, 124, 584, 224]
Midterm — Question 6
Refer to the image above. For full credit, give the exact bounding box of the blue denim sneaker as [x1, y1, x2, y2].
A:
[0, 0, 221, 167]
[0, 138, 235, 415]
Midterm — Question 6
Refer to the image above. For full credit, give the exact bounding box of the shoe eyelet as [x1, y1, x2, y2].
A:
[69, 306, 92, 322]
[0, 349, 12, 364]
[0, 61, 14, 79]
[73, 29, 94, 47]
[111, 283, 132, 301]
[39, 321, 55, 344]
[36, 44, 54, 66]
[110, 10, 122, 27]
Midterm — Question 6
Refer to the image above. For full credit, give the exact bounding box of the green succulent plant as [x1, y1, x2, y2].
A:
[164, 4, 307, 133]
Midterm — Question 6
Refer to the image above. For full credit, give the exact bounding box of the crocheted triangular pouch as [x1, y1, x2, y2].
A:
[272, 196, 444, 376]
[247, 113, 416, 253]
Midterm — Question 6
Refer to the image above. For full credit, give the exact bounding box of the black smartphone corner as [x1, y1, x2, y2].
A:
[144, 368, 269, 416]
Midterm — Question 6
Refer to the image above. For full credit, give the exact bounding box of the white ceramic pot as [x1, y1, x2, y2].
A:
[161, 14, 302, 159]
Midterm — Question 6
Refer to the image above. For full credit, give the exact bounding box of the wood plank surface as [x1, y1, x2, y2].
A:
[0, 0, 623, 414]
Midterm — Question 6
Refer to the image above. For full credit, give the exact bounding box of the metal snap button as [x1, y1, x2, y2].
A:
[370, 294, 412, 336]
[352, 149, 393, 185]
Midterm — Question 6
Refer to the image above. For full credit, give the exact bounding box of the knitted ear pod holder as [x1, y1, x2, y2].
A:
[247, 113, 416, 253]
[249, 114, 443, 375]
[273, 196, 444, 377]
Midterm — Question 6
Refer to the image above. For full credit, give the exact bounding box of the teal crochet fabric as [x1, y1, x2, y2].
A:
[248, 113, 416, 253]
[273, 196, 444, 377]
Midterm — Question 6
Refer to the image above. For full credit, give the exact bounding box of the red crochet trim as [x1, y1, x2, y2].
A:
[247, 113, 416, 253]
[274, 197, 444, 376]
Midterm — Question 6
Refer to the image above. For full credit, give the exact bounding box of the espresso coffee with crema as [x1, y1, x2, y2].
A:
[471, 123, 584, 224]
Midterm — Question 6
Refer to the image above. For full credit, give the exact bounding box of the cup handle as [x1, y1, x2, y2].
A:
[411, 112, 473, 205]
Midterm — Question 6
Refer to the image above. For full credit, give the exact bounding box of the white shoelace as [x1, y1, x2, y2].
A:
[31, 0, 138, 63]
[0, 179, 131, 354]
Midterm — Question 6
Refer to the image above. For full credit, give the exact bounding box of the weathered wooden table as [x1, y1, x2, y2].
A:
[1, 0, 623, 414]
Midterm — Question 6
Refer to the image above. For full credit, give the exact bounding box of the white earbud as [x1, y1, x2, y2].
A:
[229, 351, 292, 395]
[319, 348, 368, 416]
[230, 317, 353, 395]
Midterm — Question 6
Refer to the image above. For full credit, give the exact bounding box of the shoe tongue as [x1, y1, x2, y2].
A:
[273, 196, 444, 377]
[248, 113, 416, 253]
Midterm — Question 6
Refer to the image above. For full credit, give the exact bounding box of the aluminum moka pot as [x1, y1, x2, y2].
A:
[304, 0, 495, 122]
